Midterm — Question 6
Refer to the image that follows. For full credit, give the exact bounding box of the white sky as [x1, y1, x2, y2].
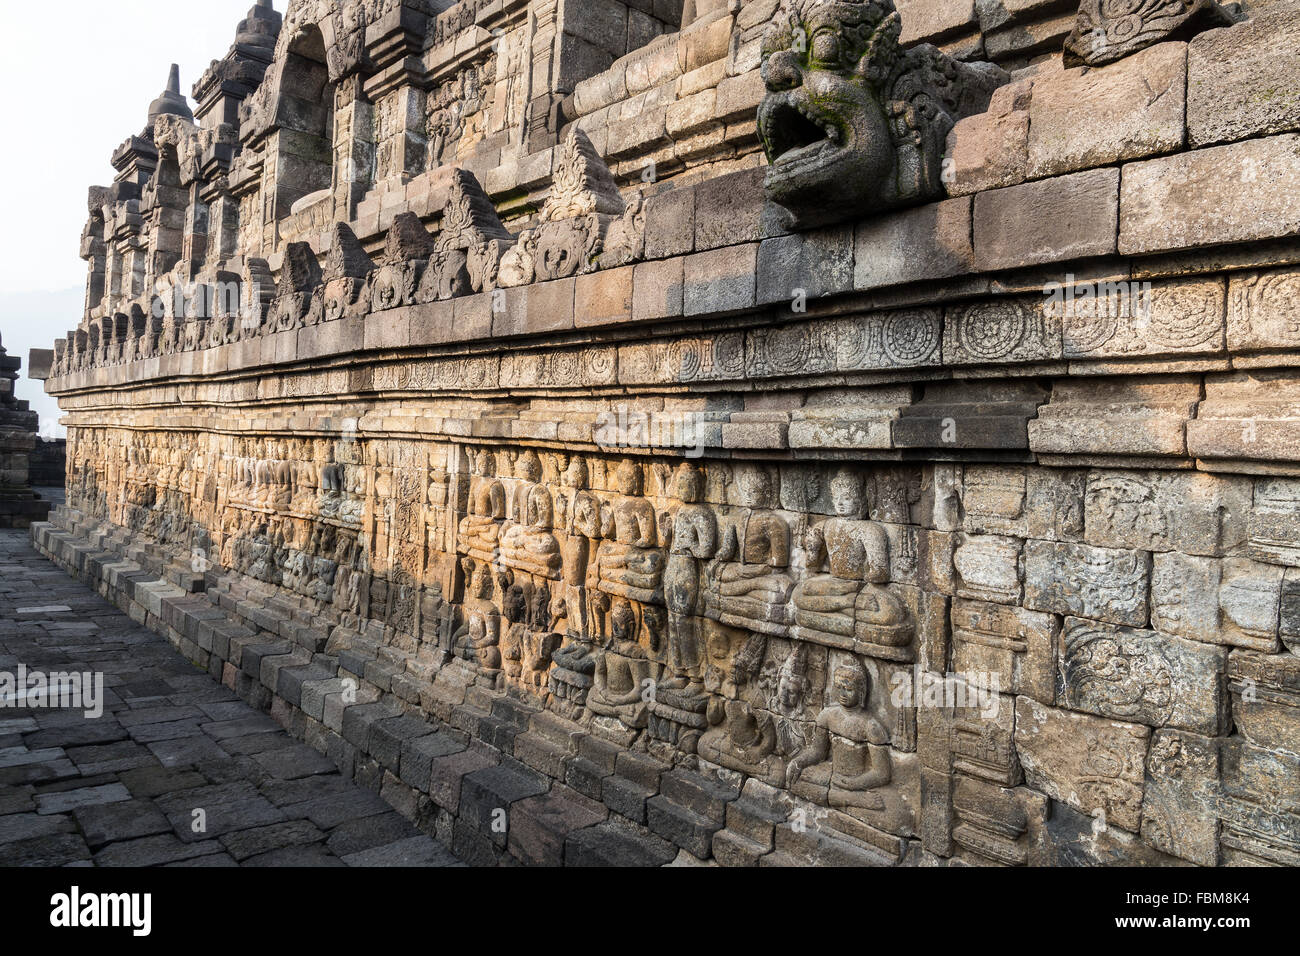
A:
[0, 0, 267, 434]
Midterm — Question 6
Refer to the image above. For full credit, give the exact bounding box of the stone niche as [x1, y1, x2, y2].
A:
[32, 0, 1300, 866]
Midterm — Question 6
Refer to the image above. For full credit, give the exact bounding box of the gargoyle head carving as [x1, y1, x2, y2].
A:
[759, 1, 904, 224]
[759, 0, 1005, 228]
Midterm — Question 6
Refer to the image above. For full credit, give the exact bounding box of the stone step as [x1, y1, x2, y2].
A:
[770, 824, 896, 867]
[507, 784, 608, 866]
[658, 768, 738, 823]
[512, 731, 573, 780]
[711, 827, 773, 867]
[563, 756, 613, 801]
[563, 821, 677, 867]
[459, 762, 550, 850]
[613, 750, 669, 791]
[645, 794, 722, 859]
[491, 694, 541, 731]
[600, 774, 656, 824]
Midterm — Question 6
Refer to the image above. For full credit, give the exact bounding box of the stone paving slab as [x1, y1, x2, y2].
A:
[0, 529, 463, 867]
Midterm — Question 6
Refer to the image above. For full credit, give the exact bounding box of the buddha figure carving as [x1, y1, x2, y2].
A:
[519, 585, 562, 693]
[508, 450, 543, 526]
[458, 451, 507, 566]
[709, 465, 794, 637]
[270, 443, 291, 510]
[787, 659, 891, 811]
[663, 462, 716, 692]
[596, 460, 665, 605]
[588, 601, 660, 733]
[452, 559, 503, 679]
[758, 0, 1005, 228]
[698, 629, 787, 786]
[500, 483, 563, 580]
[500, 583, 530, 686]
[793, 466, 912, 654]
[555, 456, 601, 642]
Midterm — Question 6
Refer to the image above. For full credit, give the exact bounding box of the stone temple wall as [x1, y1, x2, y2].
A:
[0, 334, 52, 528]
[29, 0, 1300, 866]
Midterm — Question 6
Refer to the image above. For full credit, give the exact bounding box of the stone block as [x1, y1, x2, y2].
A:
[974, 168, 1119, 271]
[684, 243, 758, 316]
[575, 266, 635, 328]
[632, 256, 684, 322]
[1023, 540, 1150, 627]
[1120, 134, 1300, 255]
[1084, 470, 1250, 556]
[643, 185, 695, 260]
[1027, 43, 1186, 179]
[1228, 650, 1300, 757]
[952, 534, 1023, 606]
[757, 226, 854, 306]
[951, 599, 1056, 705]
[1140, 728, 1222, 867]
[1014, 697, 1149, 832]
[492, 279, 575, 338]
[1029, 377, 1201, 459]
[854, 197, 973, 290]
[508, 785, 607, 866]
[945, 78, 1032, 197]
[693, 168, 765, 251]
[1058, 617, 1229, 734]
[1188, 8, 1300, 147]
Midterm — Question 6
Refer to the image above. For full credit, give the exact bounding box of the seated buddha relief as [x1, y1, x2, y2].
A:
[787, 658, 891, 811]
[500, 483, 563, 580]
[588, 600, 662, 735]
[458, 450, 507, 566]
[596, 459, 665, 605]
[708, 465, 794, 637]
[792, 466, 912, 655]
[451, 559, 503, 681]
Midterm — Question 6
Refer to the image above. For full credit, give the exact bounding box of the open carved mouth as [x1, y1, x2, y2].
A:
[759, 94, 844, 169]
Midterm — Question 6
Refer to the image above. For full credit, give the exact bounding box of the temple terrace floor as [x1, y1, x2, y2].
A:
[0, 528, 462, 867]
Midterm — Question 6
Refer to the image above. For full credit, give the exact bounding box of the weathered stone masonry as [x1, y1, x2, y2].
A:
[29, 0, 1300, 865]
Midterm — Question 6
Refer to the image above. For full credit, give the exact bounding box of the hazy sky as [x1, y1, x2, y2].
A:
[0, 0, 264, 434]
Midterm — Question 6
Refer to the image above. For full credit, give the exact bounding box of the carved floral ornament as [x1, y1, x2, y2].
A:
[1064, 0, 1243, 67]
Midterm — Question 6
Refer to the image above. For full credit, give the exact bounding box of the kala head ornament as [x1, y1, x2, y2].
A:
[758, 0, 1006, 229]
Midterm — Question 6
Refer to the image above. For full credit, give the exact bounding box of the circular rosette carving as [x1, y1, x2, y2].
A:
[584, 347, 616, 382]
[955, 301, 1031, 361]
[670, 339, 705, 382]
[1062, 304, 1119, 355]
[1148, 283, 1221, 350]
[548, 351, 580, 386]
[882, 309, 940, 364]
[760, 325, 812, 376]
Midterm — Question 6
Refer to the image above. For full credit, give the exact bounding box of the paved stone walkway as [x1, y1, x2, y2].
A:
[0, 528, 462, 867]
